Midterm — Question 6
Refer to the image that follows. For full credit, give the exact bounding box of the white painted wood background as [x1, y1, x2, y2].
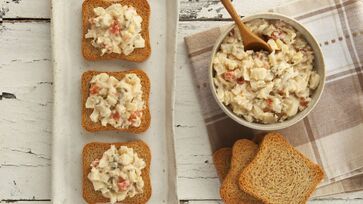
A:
[0, 0, 362, 203]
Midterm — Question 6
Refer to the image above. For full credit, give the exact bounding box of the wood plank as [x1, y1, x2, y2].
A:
[179, 0, 292, 20]
[175, 21, 220, 200]
[0, 0, 50, 19]
[0, 21, 51, 199]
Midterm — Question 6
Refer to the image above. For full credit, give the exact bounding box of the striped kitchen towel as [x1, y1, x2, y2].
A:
[184, 0, 363, 197]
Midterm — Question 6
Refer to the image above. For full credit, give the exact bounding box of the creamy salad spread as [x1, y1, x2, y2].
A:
[85, 3, 145, 56]
[85, 73, 144, 128]
[88, 145, 146, 203]
[213, 19, 320, 124]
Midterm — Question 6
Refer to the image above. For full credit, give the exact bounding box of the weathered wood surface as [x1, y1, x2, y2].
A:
[0, 0, 362, 203]
[179, 0, 295, 20]
[0, 0, 50, 19]
[0, 21, 52, 201]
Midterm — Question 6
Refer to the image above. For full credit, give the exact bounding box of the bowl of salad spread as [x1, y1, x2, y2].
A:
[209, 13, 325, 131]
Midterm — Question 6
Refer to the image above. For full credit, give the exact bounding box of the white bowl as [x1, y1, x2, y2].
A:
[209, 13, 325, 131]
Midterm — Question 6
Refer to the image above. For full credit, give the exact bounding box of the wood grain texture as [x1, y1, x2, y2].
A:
[179, 0, 294, 20]
[0, 21, 52, 200]
[0, 0, 50, 19]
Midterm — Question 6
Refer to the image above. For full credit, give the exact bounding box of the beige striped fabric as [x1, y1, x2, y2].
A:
[184, 0, 363, 197]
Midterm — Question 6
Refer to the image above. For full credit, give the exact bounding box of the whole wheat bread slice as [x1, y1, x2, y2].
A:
[82, 0, 151, 62]
[239, 132, 324, 204]
[213, 148, 232, 182]
[81, 70, 151, 133]
[220, 139, 262, 204]
[82, 140, 152, 204]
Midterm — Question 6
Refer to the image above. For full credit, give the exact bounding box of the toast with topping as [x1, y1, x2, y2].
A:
[220, 139, 262, 204]
[82, 0, 151, 61]
[239, 133, 324, 204]
[81, 70, 151, 133]
[82, 140, 152, 204]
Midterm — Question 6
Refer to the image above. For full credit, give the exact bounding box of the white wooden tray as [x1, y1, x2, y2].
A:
[51, 0, 179, 203]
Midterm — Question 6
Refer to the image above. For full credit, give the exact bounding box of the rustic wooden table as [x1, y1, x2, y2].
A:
[0, 0, 362, 203]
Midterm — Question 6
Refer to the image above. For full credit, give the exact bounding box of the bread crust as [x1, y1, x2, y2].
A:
[82, 0, 151, 62]
[81, 70, 151, 133]
[220, 140, 262, 204]
[213, 148, 232, 182]
[239, 132, 324, 204]
[82, 140, 152, 204]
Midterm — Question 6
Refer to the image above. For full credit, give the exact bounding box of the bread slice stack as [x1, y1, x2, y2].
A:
[213, 132, 324, 204]
[219, 139, 262, 204]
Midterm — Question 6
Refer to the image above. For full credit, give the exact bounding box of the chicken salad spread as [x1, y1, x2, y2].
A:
[213, 19, 320, 124]
[85, 73, 144, 128]
[88, 145, 146, 203]
[85, 3, 145, 56]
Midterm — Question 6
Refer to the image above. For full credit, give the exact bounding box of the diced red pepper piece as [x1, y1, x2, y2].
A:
[223, 71, 235, 82]
[117, 178, 130, 191]
[128, 111, 141, 122]
[109, 21, 120, 35]
[112, 112, 120, 120]
[266, 98, 273, 106]
[90, 85, 99, 95]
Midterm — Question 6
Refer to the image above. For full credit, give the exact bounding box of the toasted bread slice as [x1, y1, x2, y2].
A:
[239, 133, 324, 204]
[82, 0, 151, 62]
[213, 148, 232, 182]
[220, 139, 262, 204]
[82, 140, 152, 204]
[81, 70, 151, 133]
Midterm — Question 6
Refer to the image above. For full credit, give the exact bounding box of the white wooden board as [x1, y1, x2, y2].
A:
[51, 0, 178, 203]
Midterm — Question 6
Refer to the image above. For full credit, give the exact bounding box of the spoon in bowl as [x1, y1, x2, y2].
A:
[220, 0, 272, 53]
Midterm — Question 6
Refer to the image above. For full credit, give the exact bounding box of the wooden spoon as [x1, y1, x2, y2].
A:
[220, 0, 272, 53]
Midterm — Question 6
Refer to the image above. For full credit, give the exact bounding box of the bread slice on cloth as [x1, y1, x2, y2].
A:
[81, 70, 151, 133]
[220, 139, 262, 204]
[82, 140, 152, 204]
[82, 0, 151, 61]
[239, 132, 324, 204]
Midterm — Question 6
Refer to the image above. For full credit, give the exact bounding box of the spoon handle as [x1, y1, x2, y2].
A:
[220, 0, 249, 36]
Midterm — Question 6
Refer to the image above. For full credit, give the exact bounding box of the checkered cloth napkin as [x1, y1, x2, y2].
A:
[184, 0, 363, 197]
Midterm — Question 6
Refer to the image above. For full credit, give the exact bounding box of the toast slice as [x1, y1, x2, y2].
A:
[81, 70, 151, 133]
[82, 0, 151, 62]
[213, 148, 232, 182]
[239, 132, 324, 204]
[220, 139, 262, 204]
[82, 140, 152, 204]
